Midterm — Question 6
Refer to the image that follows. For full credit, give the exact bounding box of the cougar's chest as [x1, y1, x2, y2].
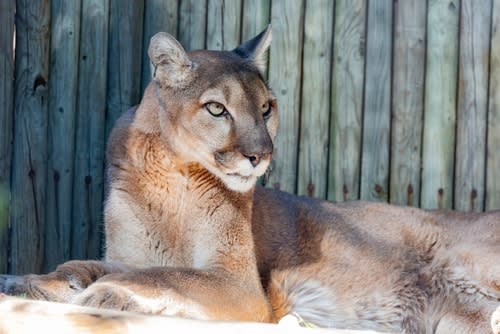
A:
[136, 174, 210, 268]
[107, 133, 224, 269]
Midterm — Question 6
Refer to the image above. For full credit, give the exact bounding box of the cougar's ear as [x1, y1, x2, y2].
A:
[233, 25, 272, 73]
[148, 32, 194, 87]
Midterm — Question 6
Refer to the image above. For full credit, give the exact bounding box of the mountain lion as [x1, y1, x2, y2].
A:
[1, 27, 499, 334]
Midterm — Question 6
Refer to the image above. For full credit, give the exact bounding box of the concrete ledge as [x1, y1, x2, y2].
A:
[0, 295, 391, 334]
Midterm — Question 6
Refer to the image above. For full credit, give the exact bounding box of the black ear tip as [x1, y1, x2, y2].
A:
[233, 24, 272, 56]
[257, 24, 272, 40]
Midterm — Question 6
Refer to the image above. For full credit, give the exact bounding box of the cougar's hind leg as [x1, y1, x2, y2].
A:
[435, 301, 499, 334]
[446, 238, 500, 302]
[0, 260, 131, 303]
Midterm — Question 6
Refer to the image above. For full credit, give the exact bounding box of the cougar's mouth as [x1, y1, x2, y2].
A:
[226, 172, 252, 180]
[210, 152, 270, 192]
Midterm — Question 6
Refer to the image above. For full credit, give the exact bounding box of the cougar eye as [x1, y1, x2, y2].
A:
[262, 101, 272, 119]
[205, 102, 227, 117]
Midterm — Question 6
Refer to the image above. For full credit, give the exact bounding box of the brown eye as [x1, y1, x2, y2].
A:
[262, 101, 272, 119]
[205, 102, 227, 117]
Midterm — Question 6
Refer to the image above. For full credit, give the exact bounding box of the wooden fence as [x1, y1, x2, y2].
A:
[1, 0, 499, 275]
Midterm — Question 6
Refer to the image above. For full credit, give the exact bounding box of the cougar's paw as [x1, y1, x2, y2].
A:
[0, 273, 77, 302]
[73, 282, 144, 313]
[0, 261, 107, 302]
[0, 274, 29, 296]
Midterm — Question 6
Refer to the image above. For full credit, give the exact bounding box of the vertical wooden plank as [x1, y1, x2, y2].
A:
[327, 0, 366, 202]
[71, 0, 110, 261]
[206, 0, 224, 50]
[454, 0, 492, 212]
[389, 0, 426, 207]
[10, 0, 50, 274]
[421, 0, 460, 210]
[241, 0, 270, 41]
[297, 0, 334, 199]
[45, 0, 82, 272]
[222, 0, 242, 48]
[141, 0, 178, 92]
[178, 0, 207, 51]
[266, 0, 304, 193]
[105, 0, 144, 138]
[360, 0, 393, 202]
[206, 0, 242, 50]
[0, 0, 15, 273]
[487, 0, 500, 210]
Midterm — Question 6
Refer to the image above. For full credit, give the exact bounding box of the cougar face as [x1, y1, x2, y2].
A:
[148, 28, 277, 192]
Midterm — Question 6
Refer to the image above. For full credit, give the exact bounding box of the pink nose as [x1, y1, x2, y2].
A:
[244, 154, 261, 167]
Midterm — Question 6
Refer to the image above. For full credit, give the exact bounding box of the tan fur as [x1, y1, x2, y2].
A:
[1, 27, 499, 333]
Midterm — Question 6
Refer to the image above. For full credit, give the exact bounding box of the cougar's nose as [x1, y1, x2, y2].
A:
[243, 152, 271, 167]
[238, 124, 274, 168]
[244, 154, 261, 167]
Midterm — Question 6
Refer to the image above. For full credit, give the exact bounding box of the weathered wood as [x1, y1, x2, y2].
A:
[241, 0, 270, 81]
[10, 0, 51, 274]
[487, 0, 500, 210]
[207, 0, 225, 50]
[45, 0, 82, 272]
[105, 0, 144, 138]
[241, 0, 270, 41]
[389, 0, 426, 207]
[297, 0, 334, 199]
[71, 0, 110, 261]
[454, 0, 492, 212]
[266, 0, 304, 193]
[178, 0, 207, 51]
[207, 0, 242, 51]
[421, 0, 460, 210]
[0, 0, 15, 273]
[360, 0, 393, 202]
[140, 0, 178, 93]
[0, 296, 388, 334]
[327, 0, 366, 202]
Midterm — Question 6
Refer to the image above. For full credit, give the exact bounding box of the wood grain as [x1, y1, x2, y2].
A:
[0, 0, 15, 273]
[454, 0, 492, 212]
[141, 0, 179, 93]
[266, 0, 304, 193]
[487, 0, 500, 210]
[421, 0, 460, 209]
[328, 0, 366, 202]
[45, 0, 82, 272]
[105, 0, 144, 139]
[360, 0, 393, 202]
[241, 0, 270, 41]
[389, 0, 426, 207]
[10, 0, 51, 274]
[206, 0, 243, 50]
[297, 0, 334, 199]
[178, 0, 207, 51]
[71, 0, 110, 261]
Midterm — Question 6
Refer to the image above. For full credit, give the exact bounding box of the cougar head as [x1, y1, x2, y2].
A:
[147, 26, 277, 193]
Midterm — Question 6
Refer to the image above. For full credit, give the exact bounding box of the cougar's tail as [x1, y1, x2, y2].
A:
[267, 270, 337, 327]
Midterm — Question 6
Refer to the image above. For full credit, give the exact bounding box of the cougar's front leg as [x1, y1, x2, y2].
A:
[0, 260, 132, 302]
[73, 267, 272, 322]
